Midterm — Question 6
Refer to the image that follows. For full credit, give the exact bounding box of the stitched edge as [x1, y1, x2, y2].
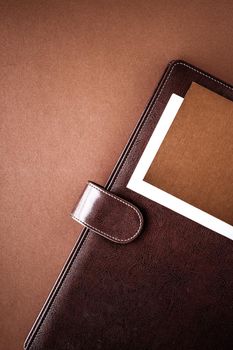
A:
[72, 216, 139, 243]
[84, 182, 143, 242]
[112, 62, 233, 185]
[27, 61, 233, 348]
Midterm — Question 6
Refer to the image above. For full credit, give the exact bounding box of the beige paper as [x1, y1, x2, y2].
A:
[144, 82, 233, 225]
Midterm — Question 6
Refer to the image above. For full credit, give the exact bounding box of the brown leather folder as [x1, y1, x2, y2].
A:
[25, 61, 233, 350]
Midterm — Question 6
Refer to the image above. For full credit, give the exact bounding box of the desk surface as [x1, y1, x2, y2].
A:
[1, 1, 233, 349]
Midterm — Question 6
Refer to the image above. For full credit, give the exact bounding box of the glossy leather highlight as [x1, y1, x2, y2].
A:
[71, 181, 143, 244]
[25, 61, 233, 350]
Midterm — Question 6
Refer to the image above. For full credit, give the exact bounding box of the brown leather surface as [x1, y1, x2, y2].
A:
[25, 62, 233, 349]
[1, 1, 233, 349]
[71, 182, 143, 243]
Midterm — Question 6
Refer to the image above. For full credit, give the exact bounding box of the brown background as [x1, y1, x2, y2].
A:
[1, 1, 233, 349]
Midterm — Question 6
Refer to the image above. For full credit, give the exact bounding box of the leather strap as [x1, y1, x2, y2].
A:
[71, 181, 143, 244]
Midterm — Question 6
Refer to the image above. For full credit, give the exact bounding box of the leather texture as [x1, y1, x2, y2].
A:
[25, 60, 233, 350]
[71, 181, 143, 244]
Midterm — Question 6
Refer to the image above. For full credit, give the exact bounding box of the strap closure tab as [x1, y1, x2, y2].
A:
[71, 182, 143, 244]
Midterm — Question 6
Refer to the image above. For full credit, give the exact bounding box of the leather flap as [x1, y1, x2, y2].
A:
[71, 181, 143, 244]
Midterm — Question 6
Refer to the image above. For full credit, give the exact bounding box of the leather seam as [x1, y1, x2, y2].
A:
[72, 216, 138, 243]
[26, 61, 233, 348]
[112, 62, 233, 186]
[79, 182, 143, 242]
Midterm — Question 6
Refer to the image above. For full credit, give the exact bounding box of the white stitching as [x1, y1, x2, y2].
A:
[73, 216, 136, 243]
[76, 62, 233, 242]
[28, 61, 233, 348]
[113, 61, 233, 185]
[73, 182, 143, 243]
[178, 62, 233, 91]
